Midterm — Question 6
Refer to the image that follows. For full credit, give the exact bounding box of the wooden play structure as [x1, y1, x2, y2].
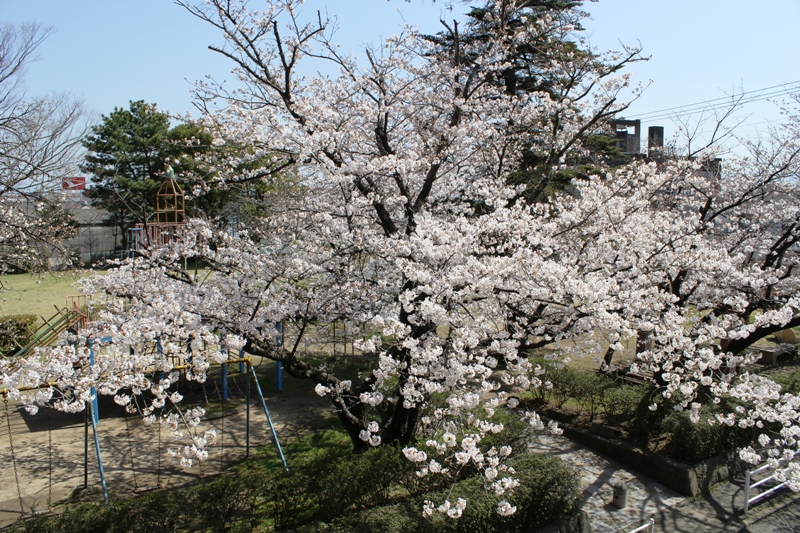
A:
[128, 170, 186, 252]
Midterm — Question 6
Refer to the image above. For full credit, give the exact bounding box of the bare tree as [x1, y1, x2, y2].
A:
[0, 22, 90, 272]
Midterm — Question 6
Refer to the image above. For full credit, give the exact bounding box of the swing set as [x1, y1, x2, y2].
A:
[0, 341, 287, 517]
[1, 175, 289, 517]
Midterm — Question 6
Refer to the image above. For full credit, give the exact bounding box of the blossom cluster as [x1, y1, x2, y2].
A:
[3, 0, 800, 518]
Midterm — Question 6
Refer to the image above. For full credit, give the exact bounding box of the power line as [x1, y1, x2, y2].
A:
[628, 80, 800, 123]
[634, 80, 800, 118]
[639, 88, 798, 123]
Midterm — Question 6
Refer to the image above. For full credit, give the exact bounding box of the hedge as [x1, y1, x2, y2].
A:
[293, 453, 580, 533]
[0, 313, 37, 356]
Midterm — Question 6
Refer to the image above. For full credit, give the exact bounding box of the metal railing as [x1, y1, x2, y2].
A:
[744, 451, 800, 514]
[626, 518, 655, 533]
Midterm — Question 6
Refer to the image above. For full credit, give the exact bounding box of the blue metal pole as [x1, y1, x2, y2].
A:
[91, 404, 109, 503]
[221, 344, 229, 401]
[88, 340, 102, 424]
[246, 361, 251, 459]
[276, 322, 283, 391]
[250, 366, 288, 470]
[156, 337, 166, 383]
[88, 338, 109, 502]
[222, 364, 229, 400]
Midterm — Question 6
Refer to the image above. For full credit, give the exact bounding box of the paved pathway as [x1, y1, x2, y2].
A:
[529, 429, 800, 533]
[528, 431, 685, 533]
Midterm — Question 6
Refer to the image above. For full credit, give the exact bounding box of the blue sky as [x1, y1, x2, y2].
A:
[3, 0, 799, 153]
[583, 1, 800, 148]
[0, 0, 451, 116]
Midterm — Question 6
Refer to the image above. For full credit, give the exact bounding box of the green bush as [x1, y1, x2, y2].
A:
[508, 453, 580, 529]
[473, 408, 530, 455]
[6, 503, 112, 533]
[768, 366, 800, 395]
[663, 411, 726, 464]
[571, 370, 613, 421]
[627, 388, 670, 445]
[527, 357, 579, 408]
[291, 502, 425, 533]
[265, 430, 413, 526]
[8, 432, 577, 533]
[268, 466, 319, 531]
[601, 383, 648, 419]
[662, 408, 764, 464]
[306, 443, 411, 522]
[528, 358, 645, 424]
[9, 482, 254, 533]
[0, 313, 37, 355]
[193, 470, 269, 533]
[303, 453, 580, 533]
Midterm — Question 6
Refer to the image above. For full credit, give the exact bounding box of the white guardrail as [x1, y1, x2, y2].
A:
[626, 518, 655, 533]
[744, 451, 800, 514]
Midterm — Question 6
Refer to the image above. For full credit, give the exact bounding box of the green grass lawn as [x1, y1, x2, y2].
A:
[0, 270, 103, 321]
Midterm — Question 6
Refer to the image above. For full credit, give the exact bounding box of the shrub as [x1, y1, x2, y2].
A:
[662, 408, 764, 464]
[0, 314, 37, 355]
[9, 483, 245, 533]
[601, 383, 648, 419]
[662, 411, 727, 464]
[508, 453, 580, 528]
[304, 452, 580, 533]
[527, 356, 579, 409]
[768, 366, 800, 395]
[193, 470, 269, 533]
[8, 433, 577, 533]
[571, 370, 613, 421]
[627, 388, 670, 445]
[268, 466, 319, 531]
[266, 430, 413, 525]
[291, 502, 425, 533]
[530, 359, 634, 422]
[8, 500, 122, 533]
[474, 408, 530, 455]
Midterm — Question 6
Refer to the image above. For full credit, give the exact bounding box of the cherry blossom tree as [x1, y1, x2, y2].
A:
[1, 0, 642, 514]
[5, 0, 800, 516]
[141, 0, 639, 452]
[549, 113, 800, 482]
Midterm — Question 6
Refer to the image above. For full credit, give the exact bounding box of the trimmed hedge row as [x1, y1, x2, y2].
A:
[528, 357, 646, 421]
[661, 409, 765, 465]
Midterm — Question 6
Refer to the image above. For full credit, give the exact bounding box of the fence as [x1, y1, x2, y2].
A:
[744, 451, 800, 514]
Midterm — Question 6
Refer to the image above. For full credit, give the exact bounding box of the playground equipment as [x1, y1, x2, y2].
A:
[1, 172, 288, 515]
[3, 296, 88, 359]
[1, 345, 287, 513]
[129, 170, 186, 252]
[0, 299, 86, 517]
[83, 337, 288, 503]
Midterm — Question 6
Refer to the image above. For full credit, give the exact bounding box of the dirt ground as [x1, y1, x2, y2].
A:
[0, 356, 347, 528]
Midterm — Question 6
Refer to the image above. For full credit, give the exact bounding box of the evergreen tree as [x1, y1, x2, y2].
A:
[427, 0, 637, 202]
[81, 101, 215, 249]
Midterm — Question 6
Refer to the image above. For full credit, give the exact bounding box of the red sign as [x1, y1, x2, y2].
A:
[62, 177, 86, 190]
